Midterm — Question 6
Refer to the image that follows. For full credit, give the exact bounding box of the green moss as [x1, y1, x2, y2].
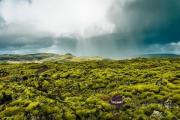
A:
[119, 84, 159, 93]
[25, 102, 39, 111]
[100, 112, 114, 120]
[13, 114, 25, 120]
[165, 111, 177, 120]
[76, 108, 96, 118]
[0, 58, 180, 119]
[42, 80, 50, 88]
[0, 107, 22, 117]
[55, 80, 64, 87]
[167, 83, 180, 89]
[99, 101, 112, 110]
[172, 94, 180, 105]
[86, 96, 98, 104]
[64, 111, 76, 120]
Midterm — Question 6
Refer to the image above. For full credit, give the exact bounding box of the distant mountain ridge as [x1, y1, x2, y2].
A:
[0, 53, 179, 63]
[0, 53, 104, 63]
[0, 53, 59, 62]
[139, 53, 180, 58]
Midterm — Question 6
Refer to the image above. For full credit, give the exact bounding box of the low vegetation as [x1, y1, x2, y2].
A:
[0, 57, 180, 120]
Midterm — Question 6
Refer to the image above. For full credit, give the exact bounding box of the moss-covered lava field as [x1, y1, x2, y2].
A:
[0, 58, 180, 120]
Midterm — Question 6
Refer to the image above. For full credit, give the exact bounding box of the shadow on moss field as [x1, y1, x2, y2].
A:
[0, 58, 180, 120]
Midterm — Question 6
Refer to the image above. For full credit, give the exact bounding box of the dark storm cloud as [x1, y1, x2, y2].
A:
[0, 35, 53, 50]
[0, 24, 52, 51]
[109, 0, 180, 45]
[0, 31, 78, 54]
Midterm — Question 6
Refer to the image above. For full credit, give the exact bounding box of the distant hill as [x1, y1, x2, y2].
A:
[0, 53, 59, 62]
[42, 53, 104, 62]
[139, 53, 180, 58]
[0, 53, 104, 63]
[0, 53, 179, 63]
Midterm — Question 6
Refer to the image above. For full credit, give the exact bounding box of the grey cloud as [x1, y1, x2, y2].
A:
[109, 0, 180, 45]
[110, 0, 180, 31]
[146, 41, 180, 54]
[0, 35, 54, 50]
[0, 16, 5, 27]
[0, 32, 79, 55]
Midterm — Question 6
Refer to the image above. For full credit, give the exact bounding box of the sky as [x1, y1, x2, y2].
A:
[0, 0, 180, 57]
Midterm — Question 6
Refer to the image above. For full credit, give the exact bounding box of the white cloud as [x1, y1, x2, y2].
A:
[147, 41, 180, 54]
[0, 0, 116, 38]
[170, 41, 180, 53]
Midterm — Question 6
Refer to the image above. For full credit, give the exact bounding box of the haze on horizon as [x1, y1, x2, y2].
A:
[0, 0, 180, 57]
